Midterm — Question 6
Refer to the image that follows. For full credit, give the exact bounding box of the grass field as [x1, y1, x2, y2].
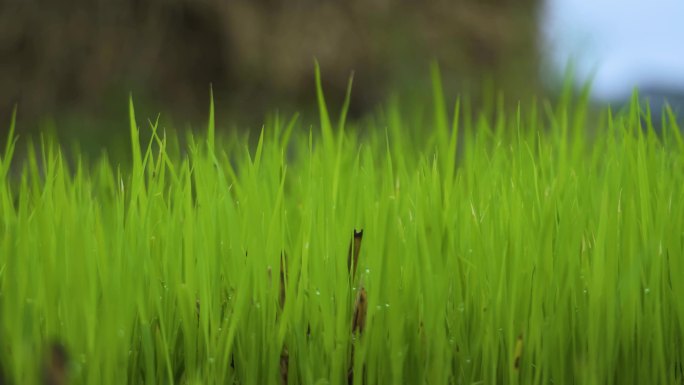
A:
[1, 66, 684, 384]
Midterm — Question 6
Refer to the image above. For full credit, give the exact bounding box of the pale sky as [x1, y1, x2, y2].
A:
[540, 0, 684, 101]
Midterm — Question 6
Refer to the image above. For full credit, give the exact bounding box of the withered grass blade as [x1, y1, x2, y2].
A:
[42, 342, 69, 385]
[352, 287, 368, 334]
[513, 333, 523, 371]
[347, 230, 364, 279]
[280, 346, 289, 385]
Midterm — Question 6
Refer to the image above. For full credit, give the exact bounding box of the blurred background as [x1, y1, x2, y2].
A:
[0, 0, 682, 153]
[541, 0, 684, 126]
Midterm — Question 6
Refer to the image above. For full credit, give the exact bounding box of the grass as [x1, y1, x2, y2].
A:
[1, 66, 684, 385]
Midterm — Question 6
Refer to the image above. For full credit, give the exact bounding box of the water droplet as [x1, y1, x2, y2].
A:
[644, 288, 651, 295]
[498, 328, 503, 333]
[385, 303, 390, 308]
[208, 357, 215, 364]
[304, 242, 310, 249]
[583, 289, 588, 295]
[466, 358, 472, 364]
[365, 268, 370, 274]
[255, 302, 261, 308]
[315, 290, 321, 296]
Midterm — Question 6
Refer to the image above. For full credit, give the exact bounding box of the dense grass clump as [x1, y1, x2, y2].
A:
[1, 69, 684, 385]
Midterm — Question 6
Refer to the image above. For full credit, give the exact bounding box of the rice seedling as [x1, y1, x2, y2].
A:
[0, 65, 683, 385]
